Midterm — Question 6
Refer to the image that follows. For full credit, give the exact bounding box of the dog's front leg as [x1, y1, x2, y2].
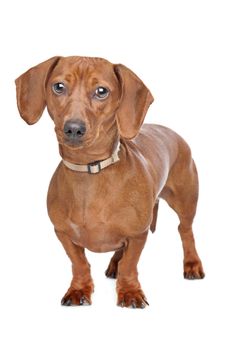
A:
[116, 232, 148, 308]
[55, 230, 94, 306]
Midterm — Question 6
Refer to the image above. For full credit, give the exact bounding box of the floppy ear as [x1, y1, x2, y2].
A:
[15, 56, 61, 125]
[114, 64, 154, 139]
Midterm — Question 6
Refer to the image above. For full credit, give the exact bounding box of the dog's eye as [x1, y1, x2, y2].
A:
[94, 87, 109, 100]
[52, 82, 66, 95]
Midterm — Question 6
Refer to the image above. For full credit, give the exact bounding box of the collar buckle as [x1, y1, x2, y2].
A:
[87, 161, 101, 174]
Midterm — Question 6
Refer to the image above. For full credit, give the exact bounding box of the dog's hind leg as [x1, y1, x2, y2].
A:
[106, 201, 159, 278]
[150, 200, 159, 233]
[105, 248, 124, 279]
[160, 155, 205, 280]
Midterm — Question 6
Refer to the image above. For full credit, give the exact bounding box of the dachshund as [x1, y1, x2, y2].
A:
[15, 56, 205, 308]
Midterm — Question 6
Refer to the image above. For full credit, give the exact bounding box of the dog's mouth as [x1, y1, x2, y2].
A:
[55, 128, 97, 150]
[64, 138, 84, 147]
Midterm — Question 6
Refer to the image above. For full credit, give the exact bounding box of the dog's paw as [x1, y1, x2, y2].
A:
[184, 260, 205, 280]
[105, 260, 118, 279]
[61, 286, 93, 306]
[117, 289, 149, 309]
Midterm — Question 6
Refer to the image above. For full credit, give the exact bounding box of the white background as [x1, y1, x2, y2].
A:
[0, 0, 233, 349]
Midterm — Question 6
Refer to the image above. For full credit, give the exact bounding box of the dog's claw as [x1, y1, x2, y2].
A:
[61, 286, 93, 306]
[131, 301, 137, 309]
[120, 301, 125, 308]
[107, 272, 116, 279]
[61, 295, 91, 306]
[61, 298, 72, 306]
[184, 261, 205, 280]
[82, 297, 91, 306]
[117, 289, 148, 309]
[105, 267, 117, 279]
[79, 296, 91, 305]
[184, 272, 205, 280]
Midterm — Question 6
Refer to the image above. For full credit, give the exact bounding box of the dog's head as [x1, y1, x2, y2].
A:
[15, 56, 153, 148]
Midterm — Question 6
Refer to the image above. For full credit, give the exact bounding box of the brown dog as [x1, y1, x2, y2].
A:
[15, 56, 205, 308]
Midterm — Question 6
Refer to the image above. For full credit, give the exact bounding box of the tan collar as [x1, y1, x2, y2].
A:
[62, 142, 121, 174]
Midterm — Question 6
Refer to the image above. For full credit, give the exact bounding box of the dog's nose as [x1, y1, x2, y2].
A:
[63, 119, 86, 140]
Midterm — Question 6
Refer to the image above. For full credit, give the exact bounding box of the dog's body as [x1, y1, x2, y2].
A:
[16, 56, 204, 308]
[48, 124, 187, 252]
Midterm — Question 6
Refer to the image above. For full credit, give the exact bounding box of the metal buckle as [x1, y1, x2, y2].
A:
[87, 161, 101, 174]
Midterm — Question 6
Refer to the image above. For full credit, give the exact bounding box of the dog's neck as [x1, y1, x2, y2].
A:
[59, 121, 120, 165]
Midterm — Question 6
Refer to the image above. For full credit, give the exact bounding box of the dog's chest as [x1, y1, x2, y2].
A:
[48, 167, 154, 252]
[68, 178, 152, 251]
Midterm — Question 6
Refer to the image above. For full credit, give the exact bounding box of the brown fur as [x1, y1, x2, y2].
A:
[15, 56, 205, 308]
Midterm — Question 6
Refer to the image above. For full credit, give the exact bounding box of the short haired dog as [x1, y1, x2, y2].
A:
[15, 56, 205, 308]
